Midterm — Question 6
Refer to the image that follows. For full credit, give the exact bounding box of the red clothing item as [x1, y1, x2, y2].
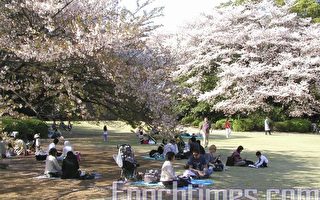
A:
[142, 140, 149, 144]
[225, 121, 231, 129]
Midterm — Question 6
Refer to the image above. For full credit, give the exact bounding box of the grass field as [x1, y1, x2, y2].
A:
[1, 121, 320, 199]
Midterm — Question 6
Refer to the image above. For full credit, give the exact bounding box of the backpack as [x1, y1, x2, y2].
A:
[226, 156, 234, 166]
[144, 169, 160, 183]
[149, 150, 158, 158]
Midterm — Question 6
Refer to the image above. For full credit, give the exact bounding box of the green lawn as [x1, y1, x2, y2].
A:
[1, 121, 320, 199]
[73, 122, 320, 198]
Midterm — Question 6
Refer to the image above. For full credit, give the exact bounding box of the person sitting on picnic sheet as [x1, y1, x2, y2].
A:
[254, 151, 269, 168]
[48, 138, 62, 156]
[158, 139, 168, 155]
[160, 152, 190, 188]
[187, 149, 213, 178]
[14, 138, 28, 156]
[182, 164, 198, 178]
[61, 151, 80, 179]
[135, 126, 144, 143]
[149, 138, 168, 158]
[6, 143, 17, 157]
[57, 141, 73, 161]
[189, 136, 200, 154]
[45, 148, 62, 177]
[141, 134, 150, 144]
[174, 135, 184, 151]
[232, 146, 254, 167]
[196, 140, 206, 155]
[163, 139, 179, 158]
[205, 145, 224, 171]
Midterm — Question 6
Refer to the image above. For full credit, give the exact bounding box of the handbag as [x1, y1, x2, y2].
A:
[143, 169, 160, 183]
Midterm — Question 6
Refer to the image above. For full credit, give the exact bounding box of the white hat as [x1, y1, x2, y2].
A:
[34, 134, 40, 139]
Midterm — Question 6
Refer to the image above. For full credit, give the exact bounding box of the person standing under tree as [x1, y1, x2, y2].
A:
[225, 118, 232, 138]
[264, 117, 271, 135]
[103, 125, 108, 142]
[200, 117, 211, 148]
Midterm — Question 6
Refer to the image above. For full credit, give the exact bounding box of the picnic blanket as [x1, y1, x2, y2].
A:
[33, 172, 102, 180]
[141, 155, 165, 161]
[33, 175, 60, 180]
[180, 133, 203, 139]
[131, 179, 214, 188]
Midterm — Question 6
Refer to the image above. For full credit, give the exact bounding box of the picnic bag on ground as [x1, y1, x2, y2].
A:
[143, 169, 160, 183]
[226, 156, 234, 166]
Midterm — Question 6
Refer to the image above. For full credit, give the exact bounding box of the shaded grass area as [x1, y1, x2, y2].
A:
[0, 122, 320, 199]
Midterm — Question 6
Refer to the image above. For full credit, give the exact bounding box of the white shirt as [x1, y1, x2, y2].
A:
[103, 131, 108, 135]
[160, 161, 176, 182]
[35, 138, 40, 147]
[163, 143, 178, 157]
[44, 155, 61, 174]
[264, 119, 270, 131]
[255, 155, 269, 167]
[183, 169, 197, 177]
[48, 143, 55, 152]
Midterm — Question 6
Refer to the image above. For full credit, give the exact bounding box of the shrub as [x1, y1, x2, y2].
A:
[288, 118, 311, 133]
[274, 121, 288, 132]
[2, 117, 48, 139]
[214, 119, 226, 130]
[274, 119, 311, 133]
[248, 116, 265, 131]
[192, 119, 202, 127]
[181, 116, 196, 125]
[232, 118, 255, 132]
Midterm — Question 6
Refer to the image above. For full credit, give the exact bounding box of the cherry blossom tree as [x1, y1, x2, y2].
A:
[174, 0, 320, 117]
[0, 0, 179, 132]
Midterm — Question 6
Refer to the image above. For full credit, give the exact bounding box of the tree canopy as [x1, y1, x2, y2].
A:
[174, 0, 320, 117]
[0, 0, 178, 131]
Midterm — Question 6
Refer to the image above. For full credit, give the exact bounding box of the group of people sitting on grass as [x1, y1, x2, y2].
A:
[0, 135, 29, 158]
[149, 135, 211, 160]
[44, 138, 91, 179]
[135, 126, 157, 145]
[160, 149, 216, 188]
[159, 142, 269, 188]
[226, 145, 268, 168]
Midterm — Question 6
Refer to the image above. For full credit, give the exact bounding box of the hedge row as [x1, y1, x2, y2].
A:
[273, 119, 311, 133]
[1, 117, 48, 140]
[212, 118, 313, 133]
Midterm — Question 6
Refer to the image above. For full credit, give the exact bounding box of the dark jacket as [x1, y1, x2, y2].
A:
[61, 153, 80, 179]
